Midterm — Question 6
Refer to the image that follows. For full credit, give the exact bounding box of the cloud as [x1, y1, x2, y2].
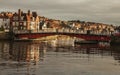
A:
[0, 0, 120, 25]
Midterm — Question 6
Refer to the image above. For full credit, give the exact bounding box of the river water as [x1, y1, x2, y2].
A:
[0, 41, 120, 75]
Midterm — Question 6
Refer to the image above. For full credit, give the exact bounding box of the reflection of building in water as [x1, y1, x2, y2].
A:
[52, 44, 120, 64]
[0, 41, 120, 64]
[111, 46, 120, 64]
[9, 42, 45, 64]
[0, 42, 10, 60]
[26, 44, 40, 64]
[114, 52, 120, 64]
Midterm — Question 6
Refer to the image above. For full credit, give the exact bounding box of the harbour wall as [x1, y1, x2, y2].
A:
[0, 32, 10, 40]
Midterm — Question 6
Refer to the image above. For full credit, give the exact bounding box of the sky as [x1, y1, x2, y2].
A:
[0, 0, 120, 25]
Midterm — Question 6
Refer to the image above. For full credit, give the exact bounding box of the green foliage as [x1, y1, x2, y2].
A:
[0, 26, 4, 31]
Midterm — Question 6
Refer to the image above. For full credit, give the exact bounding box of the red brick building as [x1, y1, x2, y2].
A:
[10, 9, 40, 32]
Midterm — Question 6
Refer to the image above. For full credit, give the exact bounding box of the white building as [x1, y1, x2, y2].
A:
[0, 17, 10, 32]
[42, 22, 47, 30]
[30, 20, 39, 31]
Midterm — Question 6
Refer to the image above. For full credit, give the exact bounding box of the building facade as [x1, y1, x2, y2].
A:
[0, 16, 10, 32]
[10, 9, 40, 32]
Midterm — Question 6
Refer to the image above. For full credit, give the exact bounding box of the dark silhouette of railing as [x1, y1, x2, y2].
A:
[14, 28, 112, 36]
[13, 29, 111, 42]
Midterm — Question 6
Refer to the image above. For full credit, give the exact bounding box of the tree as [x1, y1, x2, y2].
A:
[0, 25, 4, 31]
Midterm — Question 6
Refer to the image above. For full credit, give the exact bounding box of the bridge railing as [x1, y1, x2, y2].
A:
[13, 29, 112, 36]
[14, 30, 29, 34]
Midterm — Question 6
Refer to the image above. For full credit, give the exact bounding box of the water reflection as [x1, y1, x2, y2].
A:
[0, 41, 46, 75]
[0, 41, 120, 75]
[9, 42, 46, 64]
[49, 44, 120, 64]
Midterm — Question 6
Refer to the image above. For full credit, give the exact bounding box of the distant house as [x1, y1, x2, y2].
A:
[27, 11, 40, 31]
[11, 9, 27, 31]
[42, 22, 48, 29]
[10, 9, 40, 32]
[0, 16, 10, 32]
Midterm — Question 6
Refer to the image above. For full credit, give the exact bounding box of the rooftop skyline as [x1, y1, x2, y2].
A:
[0, 0, 120, 25]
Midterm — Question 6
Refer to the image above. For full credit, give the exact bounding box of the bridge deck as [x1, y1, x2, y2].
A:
[14, 30, 111, 42]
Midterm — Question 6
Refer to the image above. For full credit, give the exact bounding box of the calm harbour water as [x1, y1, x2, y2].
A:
[0, 41, 120, 75]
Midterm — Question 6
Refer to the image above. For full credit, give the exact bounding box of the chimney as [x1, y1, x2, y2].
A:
[28, 10, 30, 15]
[32, 12, 37, 18]
[18, 9, 21, 17]
[21, 11, 23, 15]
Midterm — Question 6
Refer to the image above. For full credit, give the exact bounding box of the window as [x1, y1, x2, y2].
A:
[3, 19, 6, 21]
[21, 16, 24, 20]
[15, 27, 18, 30]
[12, 22, 15, 26]
[13, 17, 15, 20]
[15, 16, 18, 20]
[24, 22, 26, 26]
[31, 22, 35, 25]
[20, 22, 23, 25]
[16, 22, 19, 26]
[24, 27, 26, 30]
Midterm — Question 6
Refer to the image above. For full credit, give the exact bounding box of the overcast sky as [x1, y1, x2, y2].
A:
[0, 0, 120, 25]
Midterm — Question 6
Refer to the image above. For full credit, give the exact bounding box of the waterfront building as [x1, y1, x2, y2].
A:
[27, 11, 40, 31]
[10, 9, 40, 32]
[0, 9, 116, 36]
[10, 9, 27, 31]
[42, 22, 48, 29]
[0, 16, 10, 32]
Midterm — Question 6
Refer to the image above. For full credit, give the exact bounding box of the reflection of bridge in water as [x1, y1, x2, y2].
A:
[0, 41, 120, 64]
[0, 41, 120, 75]
[14, 29, 111, 43]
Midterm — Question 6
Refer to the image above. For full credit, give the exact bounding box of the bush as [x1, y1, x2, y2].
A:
[0, 26, 4, 31]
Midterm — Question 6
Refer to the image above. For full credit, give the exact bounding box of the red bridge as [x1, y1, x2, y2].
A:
[13, 29, 111, 42]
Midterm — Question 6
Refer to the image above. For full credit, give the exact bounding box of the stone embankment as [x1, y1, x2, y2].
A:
[46, 35, 75, 47]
